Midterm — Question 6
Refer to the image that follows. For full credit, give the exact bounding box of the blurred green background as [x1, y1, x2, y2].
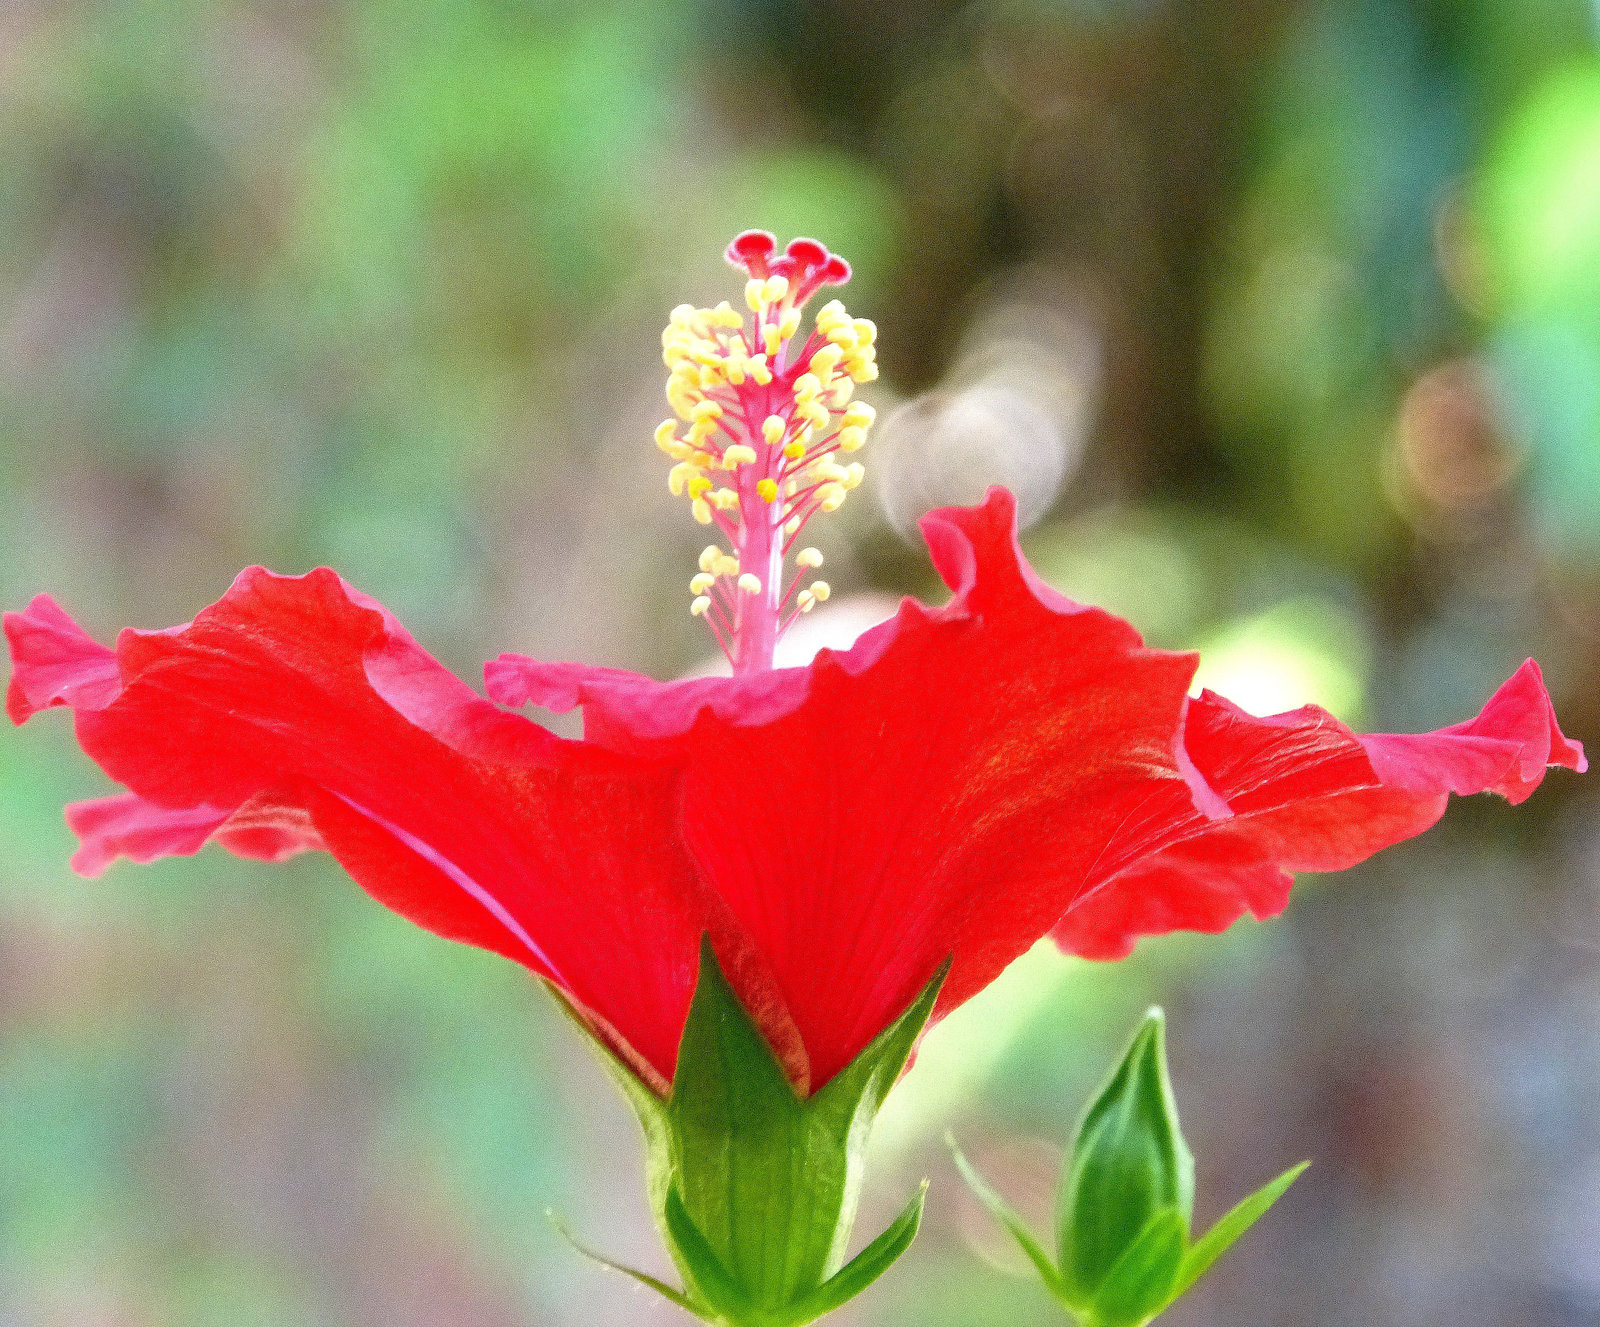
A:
[3, 0, 1600, 1323]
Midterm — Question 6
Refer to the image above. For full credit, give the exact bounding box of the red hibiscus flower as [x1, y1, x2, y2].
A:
[5, 233, 1585, 1104]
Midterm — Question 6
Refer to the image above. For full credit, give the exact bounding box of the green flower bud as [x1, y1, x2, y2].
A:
[1057, 1009, 1192, 1318]
[951, 1007, 1308, 1326]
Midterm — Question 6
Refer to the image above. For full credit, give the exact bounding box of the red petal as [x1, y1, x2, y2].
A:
[1053, 662, 1586, 959]
[64, 789, 322, 877]
[8, 569, 789, 1087]
[497, 489, 1208, 1086]
[4, 594, 123, 722]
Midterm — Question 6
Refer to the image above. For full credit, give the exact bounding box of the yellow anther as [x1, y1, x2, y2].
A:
[756, 478, 779, 503]
[853, 319, 876, 345]
[842, 462, 865, 489]
[793, 372, 822, 401]
[797, 590, 816, 613]
[724, 354, 747, 387]
[668, 380, 699, 420]
[818, 483, 847, 512]
[688, 474, 715, 500]
[655, 420, 680, 451]
[722, 444, 758, 467]
[762, 415, 786, 445]
[691, 399, 723, 422]
[801, 401, 831, 430]
[838, 425, 867, 452]
[762, 275, 790, 304]
[842, 402, 875, 429]
[817, 461, 851, 483]
[796, 547, 823, 568]
[737, 573, 762, 595]
[849, 359, 879, 384]
[692, 498, 714, 525]
[668, 463, 696, 497]
[815, 300, 848, 330]
[690, 596, 712, 617]
[762, 324, 781, 357]
[710, 487, 741, 511]
[713, 553, 741, 578]
[669, 303, 698, 327]
[778, 310, 802, 341]
[749, 359, 773, 386]
[785, 515, 802, 535]
[810, 580, 831, 601]
[690, 573, 715, 594]
[809, 344, 844, 377]
[783, 439, 807, 461]
[745, 278, 767, 312]
[712, 301, 743, 328]
[699, 544, 722, 572]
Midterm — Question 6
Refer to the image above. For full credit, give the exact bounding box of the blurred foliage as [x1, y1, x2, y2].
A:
[3, 0, 1600, 1324]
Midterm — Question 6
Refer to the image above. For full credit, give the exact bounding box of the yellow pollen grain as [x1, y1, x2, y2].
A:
[688, 474, 715, 500]
[757, 478, 778, 503]
[784, 440, 807, 461]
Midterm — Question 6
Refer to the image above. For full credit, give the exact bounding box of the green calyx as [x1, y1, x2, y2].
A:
[554, 937, 947, 1327]
[950, 1007, 1307, 1327]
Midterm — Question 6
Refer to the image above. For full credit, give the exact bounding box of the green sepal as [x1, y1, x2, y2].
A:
[663, 1186, 758, 1321]
[545, 1207, 712, 1320]
[946, 1133, 1063, 1294]
[786, 1180, 928, 1323]
[1084, 1207, 1185, 1326]
[1058, 1008, 1193, 1307]
[549, 940, 947, 1325]
[1170, 1161, 1308, 1301]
